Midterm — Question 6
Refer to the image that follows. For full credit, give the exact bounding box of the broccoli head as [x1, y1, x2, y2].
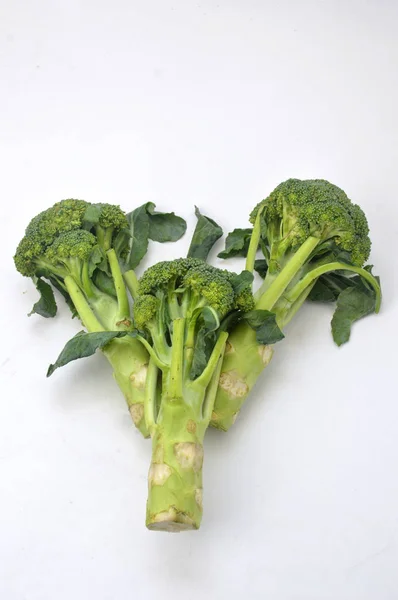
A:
[213, 178, 382, 434]
[136, 258, 253, 329]
[250, 178, 371, 267]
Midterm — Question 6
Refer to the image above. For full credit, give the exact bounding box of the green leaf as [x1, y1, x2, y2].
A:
[88, 245, 108, 277]
[254, 259, 268, 279]
[309, 271, 370, 304]
[122, 202, 187, 270]
[200, 306, 220, 332]
[187, 207, 223, 261]
[82, 203, 103, 229]
[230, 270, 254, 295]
[92, 270, 117, 297]
[190, 327, 216, 380]
[48, 276, 77, 318]
[259, 238, 270, 262]
[219, 310, 242, 333]
[146, 202, 187, 242]
[331, 285, 377, 346]
[218, 228, 252, 259]
[244, 310, 285, 345]
[29, 278, 57, 318]
[47, 330, 127, 377]
[124, 204, 150, 269]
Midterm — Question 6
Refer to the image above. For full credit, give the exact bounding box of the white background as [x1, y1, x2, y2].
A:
[1, 1, 397, 599]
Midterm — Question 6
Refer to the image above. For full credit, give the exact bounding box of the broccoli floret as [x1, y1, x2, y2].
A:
[137, 258, 251, 326]
[250, 178, 371, 268]
[138, 258, 201, 295]
[13, 197, 174, 440]
[134, 294, 160, 330]
[234, 286, 255, 312]
[25, 199, 89, 246]
[14, 199, 133, 332]
[91, 203, 129, 252]
[133, 257, 258, 531]
[248, 179, 380, 316]
[213, 178, 382, 433]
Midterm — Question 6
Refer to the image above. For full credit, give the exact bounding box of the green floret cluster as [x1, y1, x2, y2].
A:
[14, 199, 89, 277]
[45, 229, 97, 262]
[213, 178, 381, 435]
[250, 178, 371, 267]
[25, 199, 88, 245]
[134, 294, 160, 330]
[136, 258, 254, 328]
[138, 258, 202, 295]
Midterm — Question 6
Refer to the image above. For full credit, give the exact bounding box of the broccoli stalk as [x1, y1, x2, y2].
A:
[133, 258, 253, 530]
[212, 179, 381, 431]
[14, 199, 151, 436]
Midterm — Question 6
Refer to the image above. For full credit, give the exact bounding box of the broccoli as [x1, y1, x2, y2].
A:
[213, 179, 381, 430]
[132, 258, 255, 531]
[14, 199, 186, 437]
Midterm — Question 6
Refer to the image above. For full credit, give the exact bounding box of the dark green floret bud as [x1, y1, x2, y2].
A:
[97, 204, 129, 231]
[134, 295, 160, 329]
[45, 230, 97, 262]
[250, 178, 371, 266]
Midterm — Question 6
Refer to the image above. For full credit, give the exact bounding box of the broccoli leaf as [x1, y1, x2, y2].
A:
[124, 204, 151, 269]
[47, 330, 128, 377]
[187, 207, 223, 260]
[230, 270, 254, 294]
[92, 270, 117, 297]
[244, 310, 285, 345]
[29, 277, 57, 318]
[47, 276, 78, 318]
[146, 202, 187, 242]
[88, 245, 108, 276]
[121, 203, 187, 270]
[308, 273, 352, 303]
[331, 285, 377, 346]
[82, 203, 103, 229]
[254, 259, 268, 279]
[220, 310, 243, 333]
[218, 228, 252, 259]
[189, 307, 221, 379]
[200, 306, 220, 332]
[190, 327, 217, 380]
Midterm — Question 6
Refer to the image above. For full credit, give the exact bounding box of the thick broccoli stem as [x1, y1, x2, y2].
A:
[210, 237, 321, 431]
[211, 244, 382, 431]
[102, 337, 150, 437]
[146, 330, 228, 531]
[146, 399, 206, 531]
[210, 323, 273, 430]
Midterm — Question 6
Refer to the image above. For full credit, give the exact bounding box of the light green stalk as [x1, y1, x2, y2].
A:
[124, 270, 139, 300]
[145, 325, 228, 531]
[107, 249, 131, 324]
[211, 238, 320, 430]
[64, 275, 103, 332]
[245, 208, 263, 273]
[103, 336, 150, 437]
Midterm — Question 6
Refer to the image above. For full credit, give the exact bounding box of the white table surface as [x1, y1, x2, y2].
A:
[1, 2, 397, 599]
